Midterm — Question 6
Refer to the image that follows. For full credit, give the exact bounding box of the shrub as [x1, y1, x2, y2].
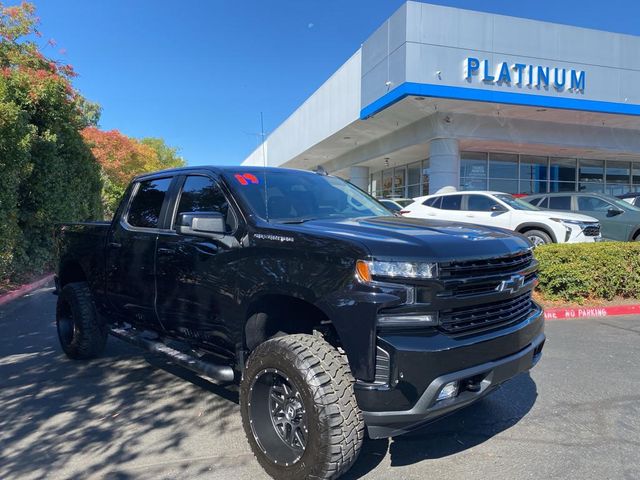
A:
[534, 242, 640, 303]
[1, 1, 102, 288]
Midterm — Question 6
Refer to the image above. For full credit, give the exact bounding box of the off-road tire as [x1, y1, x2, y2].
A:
[523, 229, 553, 246]
[240, 334, 364, 480]
[56, 282, 107, 359]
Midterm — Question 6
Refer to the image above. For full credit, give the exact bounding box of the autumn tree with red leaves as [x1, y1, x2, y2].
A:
[80, 128, 185, 216]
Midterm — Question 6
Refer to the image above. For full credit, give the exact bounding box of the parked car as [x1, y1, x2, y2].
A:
[381, 196, 413, 207]
[617, 192, 640, 207]
[524, 192, 640, 241]
[403, 190, 601, 246]
[54, 167, 545, 480]
[378, 198, 405, 213]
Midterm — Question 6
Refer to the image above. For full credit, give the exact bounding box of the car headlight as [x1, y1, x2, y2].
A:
[356, 260, 437, 282]
[550, 218, 587, 227]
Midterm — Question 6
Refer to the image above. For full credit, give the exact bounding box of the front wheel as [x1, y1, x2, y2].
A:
[524, 229, 552, 246]
[240, 334, 364, 480]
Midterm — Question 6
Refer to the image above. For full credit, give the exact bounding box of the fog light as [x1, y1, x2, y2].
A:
[437, 381, 459, 402]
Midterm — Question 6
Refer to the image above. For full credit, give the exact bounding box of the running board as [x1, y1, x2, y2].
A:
[110, 327, 235, 383]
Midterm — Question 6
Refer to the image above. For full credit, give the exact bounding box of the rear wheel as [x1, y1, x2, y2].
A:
[240, 334, 364, 480]
[523, 229, 552, 246]
[56, 282, 107, 359]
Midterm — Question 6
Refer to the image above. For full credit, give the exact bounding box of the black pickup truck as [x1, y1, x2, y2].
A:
[55, 166, 544, 480]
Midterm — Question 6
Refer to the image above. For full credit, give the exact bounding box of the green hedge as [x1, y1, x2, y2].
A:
[535, 242, 640, 303]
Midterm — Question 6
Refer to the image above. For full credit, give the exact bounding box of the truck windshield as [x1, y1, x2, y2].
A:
[224, 170, 390, 223]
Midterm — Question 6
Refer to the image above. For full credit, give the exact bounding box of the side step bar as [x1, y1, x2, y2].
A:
[110, 327, 235, 383]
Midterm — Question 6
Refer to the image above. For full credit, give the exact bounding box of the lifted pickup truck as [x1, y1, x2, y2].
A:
[55, 166, 545, 480]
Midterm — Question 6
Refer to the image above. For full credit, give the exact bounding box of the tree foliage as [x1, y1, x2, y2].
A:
[81, 128, 186, 217]
[0, 1, 102, 288]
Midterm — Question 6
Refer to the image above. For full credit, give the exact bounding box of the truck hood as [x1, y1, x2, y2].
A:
[518, 210, 598, 222]
[287, 216, 532, 262]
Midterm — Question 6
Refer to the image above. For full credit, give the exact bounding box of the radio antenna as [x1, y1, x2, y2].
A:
[260, 112, 269, 222]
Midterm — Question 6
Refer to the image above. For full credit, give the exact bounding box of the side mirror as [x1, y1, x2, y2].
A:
[491, 204, 506, 212]
[177, 212, 227, 237]
[607, 206, 624, 216]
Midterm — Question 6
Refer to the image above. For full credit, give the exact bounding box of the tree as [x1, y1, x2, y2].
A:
[140, 137, 185, 170]
[81, 128, 186, 217]
[1, 1, 102, 287]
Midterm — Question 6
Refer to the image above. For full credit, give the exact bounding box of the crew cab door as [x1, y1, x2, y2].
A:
[105, 176, 174, 329]
[155, 174, 244, 361]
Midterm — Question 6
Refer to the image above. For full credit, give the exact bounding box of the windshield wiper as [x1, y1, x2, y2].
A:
[278, 218, 321, 224]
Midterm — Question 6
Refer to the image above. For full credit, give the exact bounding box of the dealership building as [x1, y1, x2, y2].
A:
[242, 2, 640, 200]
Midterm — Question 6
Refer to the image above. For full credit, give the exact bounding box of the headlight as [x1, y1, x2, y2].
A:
[550, 218, 587, 227]
[377, 312, 438, 327]
[356, 260, 437, 282]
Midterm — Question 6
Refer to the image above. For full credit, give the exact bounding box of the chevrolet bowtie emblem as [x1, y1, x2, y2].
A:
[497, 274, 525, 294]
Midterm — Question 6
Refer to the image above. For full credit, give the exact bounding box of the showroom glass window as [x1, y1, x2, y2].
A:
[460, 152, 488, 190]
[127, 177, 172, 229]
[578, 159, 604, 193]
[520, 155, 548, 194]
[407, 161, 422, 199]
[606, 161, 631, 196]
[370, 171, 382, 197]
[488, 153, 518, 193]
[549, 157, 576, 192]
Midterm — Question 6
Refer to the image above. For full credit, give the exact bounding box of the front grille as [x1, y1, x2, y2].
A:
[439, 250, 534, 279]
[439, 292, 534, 335]
[583, 225, 600, 237]
[440, 272, 537, 298]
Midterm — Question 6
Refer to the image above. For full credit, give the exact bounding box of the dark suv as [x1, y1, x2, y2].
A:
[524, 192, 640, 241]
[55, 166, 545, 479]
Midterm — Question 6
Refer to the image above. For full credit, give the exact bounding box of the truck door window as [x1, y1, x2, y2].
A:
[175, 176, 236, 232]
[127, 178, 172, 228]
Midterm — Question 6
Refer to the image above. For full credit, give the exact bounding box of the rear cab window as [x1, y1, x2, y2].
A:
[127, 177, 173, 229]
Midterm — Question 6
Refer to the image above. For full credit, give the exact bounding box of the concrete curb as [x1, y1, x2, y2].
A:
[0, 274, 54, 307]
[544, 304, 640, 320]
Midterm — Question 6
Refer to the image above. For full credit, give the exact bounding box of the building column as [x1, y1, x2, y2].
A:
[428, 138, 460, 194]
[349, 165, 370, 192]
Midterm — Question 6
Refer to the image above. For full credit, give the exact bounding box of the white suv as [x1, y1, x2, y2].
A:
[404, 191, 601, 245]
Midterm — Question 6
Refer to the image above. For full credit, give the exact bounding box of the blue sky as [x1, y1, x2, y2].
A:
[27, 0, 640, 166]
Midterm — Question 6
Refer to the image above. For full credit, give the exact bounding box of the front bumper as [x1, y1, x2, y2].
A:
[358, 306, 545, 439]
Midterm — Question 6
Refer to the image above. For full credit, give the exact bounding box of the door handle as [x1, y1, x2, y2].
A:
[157, 247, 175, 255]
[108, 242, 122, 249]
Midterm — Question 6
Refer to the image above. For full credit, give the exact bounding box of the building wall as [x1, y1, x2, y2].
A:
[361, 2, 640, 115]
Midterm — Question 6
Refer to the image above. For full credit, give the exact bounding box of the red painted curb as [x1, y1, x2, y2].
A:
[0, 274, 54, 307]
[544, 304, 640, 320]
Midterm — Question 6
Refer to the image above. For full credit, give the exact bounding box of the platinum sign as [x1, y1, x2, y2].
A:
[465, 57, 586, 92]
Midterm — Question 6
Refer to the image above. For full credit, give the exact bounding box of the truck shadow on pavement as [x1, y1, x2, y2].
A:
[0, 290, 242, 480]
[345, 373, 538, 478]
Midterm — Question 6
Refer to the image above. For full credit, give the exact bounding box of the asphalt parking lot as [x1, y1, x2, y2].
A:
[1, 284, 639, 480]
